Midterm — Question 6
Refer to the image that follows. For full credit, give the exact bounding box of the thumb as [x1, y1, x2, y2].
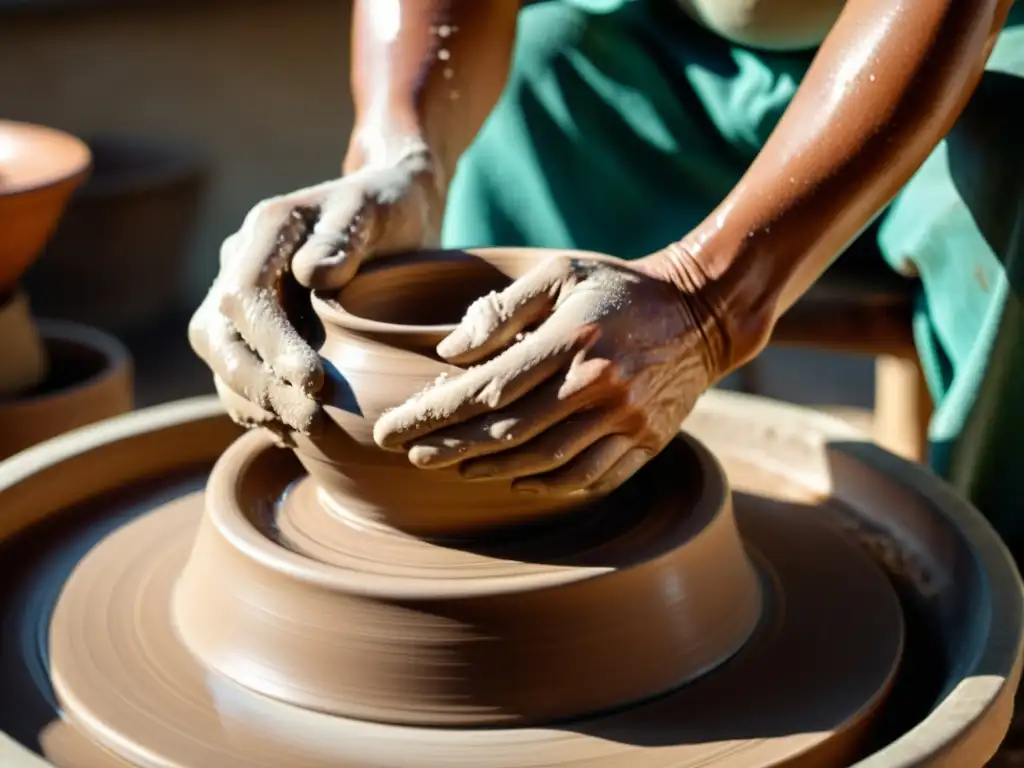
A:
[437, 255, 573, 365]
[291, 196, 378, 291]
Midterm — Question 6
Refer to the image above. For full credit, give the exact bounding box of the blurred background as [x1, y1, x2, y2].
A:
[0, 0, 876, 428]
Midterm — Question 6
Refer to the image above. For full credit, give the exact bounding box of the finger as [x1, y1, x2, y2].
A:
[234, 197, 314, 288]
[218, 232, 241, 269]
[459, 407, 618, 480]
[291, 192, 372, 291]
[200, 312, 319, 432]
[214, 375, 277, 428]
[513, 434, 635, 494]
[374, 323, 599, 450]
[221, 200, 325, 395]
[405, 372, 610, 470]
[219, 282, 323, 396]
[214, 352, 320, 434]
[586, 446, 653, 495]
[196, 312, 271, 401]
[436, 257, 575, 365]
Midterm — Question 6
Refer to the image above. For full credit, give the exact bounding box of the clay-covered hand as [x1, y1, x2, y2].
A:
[373, 252, 734, 496]
[189, 150, 441, 433]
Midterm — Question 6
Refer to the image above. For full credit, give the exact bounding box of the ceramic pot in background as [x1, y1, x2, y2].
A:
[294, 248, 591, 537]
[0, 320, 133, 460]
[0, 120, 91, 296]
[0, 291, 47, 398]
[0, 120, 91, 396]
[25, 135, 208, 336]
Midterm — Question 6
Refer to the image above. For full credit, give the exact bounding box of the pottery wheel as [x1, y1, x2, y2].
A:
[43, 426, 904, 767]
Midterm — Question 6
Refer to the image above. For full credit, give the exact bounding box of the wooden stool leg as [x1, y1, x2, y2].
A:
[873, 355, 933, 463]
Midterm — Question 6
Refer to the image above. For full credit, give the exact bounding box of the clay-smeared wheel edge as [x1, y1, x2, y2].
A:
[0, 393, 1020, 767]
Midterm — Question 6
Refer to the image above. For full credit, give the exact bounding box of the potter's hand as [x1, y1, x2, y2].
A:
[189, 151, 441, 432]
[373, 252, 738, 496]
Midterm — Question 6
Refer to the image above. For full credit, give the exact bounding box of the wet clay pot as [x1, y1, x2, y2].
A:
[173, 427, 763, 727]
[294, 248, 597, 537]
[25, 135, 207, 335]
[184, 249, 768, 725]
[0, 320, 133, 461]
[0, 120, 91, 296]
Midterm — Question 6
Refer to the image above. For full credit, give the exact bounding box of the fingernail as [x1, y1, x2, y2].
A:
[437, 329, 469, 360]
[461, 463, 494, 480]
[513, 481, 541, 495]
[409, 445, 442, 468]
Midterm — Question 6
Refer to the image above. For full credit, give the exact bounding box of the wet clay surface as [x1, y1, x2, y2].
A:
[22, 432, 903, 767]
[297, 248, 691, 537]
[173, 433, 763, 727]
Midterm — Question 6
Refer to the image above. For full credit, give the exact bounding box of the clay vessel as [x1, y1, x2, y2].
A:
[0, 121, 90, 295]
[25, 135, 208, 335]
[173, 427, 762, 726]
[0, 291, 46, 399]
[0, 320, 133, 461]
[294, 248, 604, 537]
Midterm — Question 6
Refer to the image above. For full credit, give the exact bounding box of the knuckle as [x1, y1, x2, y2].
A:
[594, 359, 626, 389]
[218, 234, 239, 265]
[216, 282, 246, 315]
[483, 415, 520, 443]
[186, 315, 207, 349]
[579, 462, 604, 485]
[254, 197, 289, 219]
[477, 378, 507, 409]
[614, 398, 649, 434]
[541, 254, 575, 278]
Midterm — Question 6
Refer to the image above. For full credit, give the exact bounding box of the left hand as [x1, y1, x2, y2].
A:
[372, 250, 741, 496]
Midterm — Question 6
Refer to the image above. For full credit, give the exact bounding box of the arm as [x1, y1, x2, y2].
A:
[344, 0, 520, 191]
[370, 0, 1013, 496]
[668, 0, 1014, 363]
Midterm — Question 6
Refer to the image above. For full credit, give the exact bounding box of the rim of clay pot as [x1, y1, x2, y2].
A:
[9, 319, 131, 405]
[311, 247, 607, 341]
[204, 426, 733, 599]
[0, 120, 91, 198]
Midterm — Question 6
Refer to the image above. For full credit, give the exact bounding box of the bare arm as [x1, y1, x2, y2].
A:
[344, 0, 520, 190]
[666, 0, 1014, 363]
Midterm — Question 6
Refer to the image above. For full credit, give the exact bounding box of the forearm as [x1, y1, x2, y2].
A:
[677, 0, 1012, 331]
[344, 0, 519, 188]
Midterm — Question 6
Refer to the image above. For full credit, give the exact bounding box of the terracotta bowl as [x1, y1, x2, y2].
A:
[294, 247, 601, 537]
[0, 121, 91, 295]
[0, 320, 133, 461]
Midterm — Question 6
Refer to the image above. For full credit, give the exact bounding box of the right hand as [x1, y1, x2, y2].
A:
[189, 151, 442, 434]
